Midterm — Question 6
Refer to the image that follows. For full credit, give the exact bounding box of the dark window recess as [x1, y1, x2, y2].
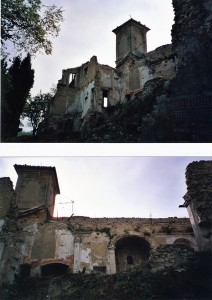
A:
[84, 67, 88, 76]
[19, 264, 31, 278]
[41, 263, 69, 277]
[69, 79, 75, 87]
[103, 90, 108, 98]
[93, 266, 106, 273]
[126, 94, 130, 101]
[127, 256, 134, 265]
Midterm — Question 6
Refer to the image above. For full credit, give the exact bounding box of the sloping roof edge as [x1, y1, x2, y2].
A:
[112, 18, 150, 34]
[116, 52, 144, 68]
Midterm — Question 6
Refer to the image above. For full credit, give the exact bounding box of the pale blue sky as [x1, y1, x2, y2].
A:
[30, 0, 174, 96]
[0, 157, 211, 218]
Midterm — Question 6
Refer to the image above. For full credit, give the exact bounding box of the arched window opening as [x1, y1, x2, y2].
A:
[127, 255, 134, 265]
[41, 263, 69, 277]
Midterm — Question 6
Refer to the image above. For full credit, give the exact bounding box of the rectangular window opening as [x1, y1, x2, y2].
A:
[103, 90, 108, 108]
[84, 67, 88, 77]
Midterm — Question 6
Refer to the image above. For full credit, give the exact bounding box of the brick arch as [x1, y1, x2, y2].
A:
[114, 235, 151, 272]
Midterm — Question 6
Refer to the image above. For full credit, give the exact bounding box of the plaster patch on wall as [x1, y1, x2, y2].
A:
[80, 81, 95, 118]
[80, 248, 91, 264]
[55, 229, 74, 259]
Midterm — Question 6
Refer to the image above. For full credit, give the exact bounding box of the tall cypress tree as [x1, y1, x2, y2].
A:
[1, 54, 34, 140]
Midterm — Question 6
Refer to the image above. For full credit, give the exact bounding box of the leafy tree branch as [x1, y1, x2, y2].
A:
[1, 0, 64, 56]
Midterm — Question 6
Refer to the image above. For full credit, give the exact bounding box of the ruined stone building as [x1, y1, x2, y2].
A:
[0, 161, 211, 285]
[39, 18, 177, 139]
[38, 0, 212, 142]
[50, 19, 176, 119]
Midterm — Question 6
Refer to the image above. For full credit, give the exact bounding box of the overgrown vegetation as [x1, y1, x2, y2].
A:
[2, 253, 211, 300]
[1, 55, 34, 140]
[1, 0, 64, 141]
[21, 92, 54, 136]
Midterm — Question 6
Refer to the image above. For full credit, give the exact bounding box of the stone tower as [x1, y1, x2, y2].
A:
[14, 164, 60, 217]
[112, 18, 150, 65]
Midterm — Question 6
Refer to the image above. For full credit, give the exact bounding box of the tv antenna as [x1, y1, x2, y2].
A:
[59, 200, 74, 214]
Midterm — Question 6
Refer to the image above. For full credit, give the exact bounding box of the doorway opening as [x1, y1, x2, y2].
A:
[41, 263, 69, 277]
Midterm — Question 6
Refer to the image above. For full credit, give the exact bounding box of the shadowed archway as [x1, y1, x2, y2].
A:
[115, 236, 150, 272]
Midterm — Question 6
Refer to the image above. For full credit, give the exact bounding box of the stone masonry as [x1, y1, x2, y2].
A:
[169, 0, 212, 140]
[182, 160, 212, 251]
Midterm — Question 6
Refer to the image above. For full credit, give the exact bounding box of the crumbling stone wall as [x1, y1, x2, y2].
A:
[145, 44, 176, 81]
[183, 160, 212, 251]
[0, 201, 20, 284]
[0, 177, 17, 284]
[171, 0, 212, 85]
[114, 44, 176, 103]
[0, 207, 197, 285]
[64, 216, 197, 274]
[149, 244, 195, 272]
[0, 177, 16, 219]
[51, 56, 121, 119]
[169, 0, 212, 140]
